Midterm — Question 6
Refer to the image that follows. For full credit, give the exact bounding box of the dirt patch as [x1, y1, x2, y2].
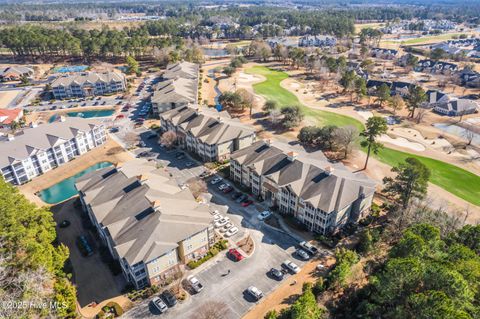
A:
[0, 90, 22, 108]
[237, 235, 255, 256]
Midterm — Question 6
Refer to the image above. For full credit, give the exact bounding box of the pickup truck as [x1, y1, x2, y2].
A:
[299, 241, 318, 255]
[187, 275, 204, 293]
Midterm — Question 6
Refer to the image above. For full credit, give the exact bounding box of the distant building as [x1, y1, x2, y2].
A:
[151, 62, 199, 115]
[415, 59, 458, 75]
[230, 140, 376, 235]
[76, 159, 214, 289]
[370, 48, 398, 59]
[159, 105, 256, 162]
[299, 35, 337, 48]
[434, 99, 478, 116]
[0, 117, 106, 185]
[51, 71, 126, 99]
[0, 66, 34, 82]
[459, 68, 480, 88]
[0, 109, 23, 131]
[423, 90, 450, 108]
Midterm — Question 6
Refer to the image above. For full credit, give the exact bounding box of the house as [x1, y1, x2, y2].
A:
[434, 99, 478, 116]
[347, 62, 368, 79]
[76, 159, 214, 289]
[0, 66, 34, 81]
[0, 117, 106, 185]
[0, 109, 24, 131]
[152, 62, 199, 115]
[229, 140, 376, 235]
[423, 90, 450, 108]
[366, 80, 392, 95]
[371, 48, 398, 59]
[391, 81, 414, 97]
[51, 71, 126, 99]
[159, 105, 256, 162]
[298, 35, 337, 48]
[415, 59, 458, 74]
[459, 68, 480, 88]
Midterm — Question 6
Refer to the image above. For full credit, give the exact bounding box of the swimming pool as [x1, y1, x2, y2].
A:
[53, 65, 89, 73]
[38, 162, 113, 204]
[49, 109, 115, 122]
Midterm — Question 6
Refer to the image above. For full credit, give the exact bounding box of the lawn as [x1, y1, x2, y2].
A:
[382, 33, 473, 46]
[246, 65, 480, 207]
[245, 66, 364, 131]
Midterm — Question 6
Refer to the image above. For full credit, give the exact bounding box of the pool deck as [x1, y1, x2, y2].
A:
[18, 137, 133, 206]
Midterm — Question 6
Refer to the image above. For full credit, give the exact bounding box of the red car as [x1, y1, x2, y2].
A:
[115, 114, 125, 119]
[241, 200, 253, 207]
[223, 186, 233, 193]
[228, 248, 244, 262]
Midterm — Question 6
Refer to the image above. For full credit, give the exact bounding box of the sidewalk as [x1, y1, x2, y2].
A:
[276, 214, 313, 242]
[78, 296, 132, 319]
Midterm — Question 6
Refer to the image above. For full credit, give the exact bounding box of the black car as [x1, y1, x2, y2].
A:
[199, 171, 209, 179]
[236, 194, 248, 203]
[175, 152, 185, 160]
[269, 268, 284, 281]
[231, 191, 242, 200]
[76, 235, 94, 257]
[161, 290, 177, 307]
[59, 220, 71, 228]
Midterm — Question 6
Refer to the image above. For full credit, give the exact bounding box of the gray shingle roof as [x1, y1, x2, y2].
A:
[51, 71, 125, 87]
[76, 159, 212, 265]
[0, 117, 102, 168]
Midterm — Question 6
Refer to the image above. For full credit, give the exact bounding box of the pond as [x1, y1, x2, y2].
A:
[203, 48, 229, 57]
[38, 161, 113, 204]
[49, 109, 115, 123]
[434, 123, 480, 146]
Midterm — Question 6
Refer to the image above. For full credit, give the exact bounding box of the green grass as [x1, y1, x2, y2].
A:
[245, 66, 364, 131]
[382, 33, 470, 45]
[246, 65, 480, 207]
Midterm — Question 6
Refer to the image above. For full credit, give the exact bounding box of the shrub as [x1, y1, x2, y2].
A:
[313, 277, 325, 296]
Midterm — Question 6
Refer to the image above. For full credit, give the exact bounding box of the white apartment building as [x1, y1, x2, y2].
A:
[0, 117, 106, 185]
[159, 105, 256, 162]
[76, 159, 214, 289]
[230, 141, 376, 235]
[51, 71, 126, 99]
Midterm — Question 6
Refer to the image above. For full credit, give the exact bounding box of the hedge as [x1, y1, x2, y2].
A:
[187, 240, 228, 269]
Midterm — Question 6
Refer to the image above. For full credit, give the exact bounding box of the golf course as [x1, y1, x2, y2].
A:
[246, 65, 480, 206]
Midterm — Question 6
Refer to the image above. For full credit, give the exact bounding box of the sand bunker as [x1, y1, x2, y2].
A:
[356, 110, 373, 120]
[379, 134, 426, 152]
[392, 127, 453, 151]
[289, 82, 301, 89]
[238, 72, 261, 83]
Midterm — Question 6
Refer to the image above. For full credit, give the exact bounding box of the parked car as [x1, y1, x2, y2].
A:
[218, 183, 229, 191]
[151, 297, 168, 313]
[257, 210, 272, 221]
[161, 290, 177, 307]
[185, 161, 194, 168]
[59, 220, 71, 228]
[316, 264, 326, 271]
[228, 248, 244, 262]
[214, 217, 230, 228]
[138, 141, 146, 147]
[246, 286, 264, 301]
[225, 226, 239, 237]
[222, 186, 233, 193]
[213, 214, 223, 222]
[76, 235, 94, 257]
[236, 194, 248, 203]
[269, 268, 284, 281]
[241, 200, 253, 207]
[199, 171, 209, 179]
[231, 191, 242, 200]
[219, 222, 234, 233]
[147, 132, 158, 139]
[282, 260, 301, 274]
[210, 177, 222, 185]
[175, 152, 185, 160]
[295, 249, 310, 261]
[299, 241, 318, 255]
[187, 275, 204, 293]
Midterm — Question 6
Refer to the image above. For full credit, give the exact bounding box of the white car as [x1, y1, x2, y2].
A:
[282, 260, 301, 274]
[151, 297, 168, 313]
[246, 286, 264, 301]
[299, 241, 319, 255]
[218, 183, 229, 191]
[225, 226, 239, 237]
[187, 275, 203, 293]
[213, 214, 223, 222]
[257, 210, 272, 221]
[214, 217, 230, 228]
[210, 177, 222, 185]
[219, 222, 234, 233]
[211, 209, 220, 215]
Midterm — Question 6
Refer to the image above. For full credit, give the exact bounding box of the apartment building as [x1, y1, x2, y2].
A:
[159, 105, 256, 162]
[0, 65, 34, 81]
[152, 61, 199, 115]
[299, 35, 337, 47]
[75, 159, 214, 289]
[371, 48, 399, 59]
[51, 71, 126, 99]
[0, 117, 106, 185]
[230, 141, 376, 235]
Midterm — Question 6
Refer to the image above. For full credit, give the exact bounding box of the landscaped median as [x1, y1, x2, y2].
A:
[245, 65, 480, 207]
[187, 239, 229, 269]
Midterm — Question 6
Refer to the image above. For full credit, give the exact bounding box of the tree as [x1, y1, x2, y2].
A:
[354, 77, 367, 102]
[406, 85, 427, 118]
[357, 229, 375, 255]
[340, 70, 357, 102]
[327, 248, 359, 288]
[333, 126, 359, 159]
[264, 310, 278, 319]
[9, 120, 20, 133]
[194, 301, 231, 319]
[218, 92, 242, 111]
[383, 157, 431, 209]
[187, 178, 207, 198]
[290, 286, 324, 319]
[223, 66, 235, 77]
[281, 105, 304, 130]
[126, 55, 140, 75]
[269, 109, 281, 125]
[360, 116, 388, 170]
[389, 94, 405, 115]
[236, 88, 255, 116]
[317, 125, 338, 150]
[464, 130, 475, 146]
[160, 130, 177, 148]
[430, 48, 447, 61]
[376, 83, 391, 108]
[298, 126, 321, 145]
[405, 54, 419, 71]
[262, 100, 277, 115]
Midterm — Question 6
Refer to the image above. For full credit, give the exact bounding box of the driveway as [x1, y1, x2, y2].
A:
[52, 198, 126, 307]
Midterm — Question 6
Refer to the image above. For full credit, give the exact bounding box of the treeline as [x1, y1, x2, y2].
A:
[0, 178, 77, 318]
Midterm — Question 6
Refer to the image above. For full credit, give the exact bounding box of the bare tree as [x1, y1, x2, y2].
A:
[464, 129, 475, 146]
[389, 95, 405, 115]
[160, 130, 177, 148]
[332, 126, 359, 159]
[187, 178, 208, 198]
[193, 301, 231, 319]
[415, 108, 429, 124]
[269, 109, 281, 125]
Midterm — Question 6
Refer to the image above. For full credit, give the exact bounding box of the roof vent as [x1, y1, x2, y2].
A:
[264, 139, 271, 146]
[7, 134, 14, 141]
[59, 116, 66, 122]
[287, 151, 297, 162]
[151, 200, 161, 209]
[138, 174, 149, 182]
[115, 162, 123, 169]
[325, 166, 334, 176]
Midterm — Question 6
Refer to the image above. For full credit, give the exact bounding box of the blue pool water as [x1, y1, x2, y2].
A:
[53, 65, 89, 73]
[49, 109, 115, 123]
[38, 162, 113, 204]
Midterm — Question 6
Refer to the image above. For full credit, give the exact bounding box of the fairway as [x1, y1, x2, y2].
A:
[246, 65, 480, 206]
